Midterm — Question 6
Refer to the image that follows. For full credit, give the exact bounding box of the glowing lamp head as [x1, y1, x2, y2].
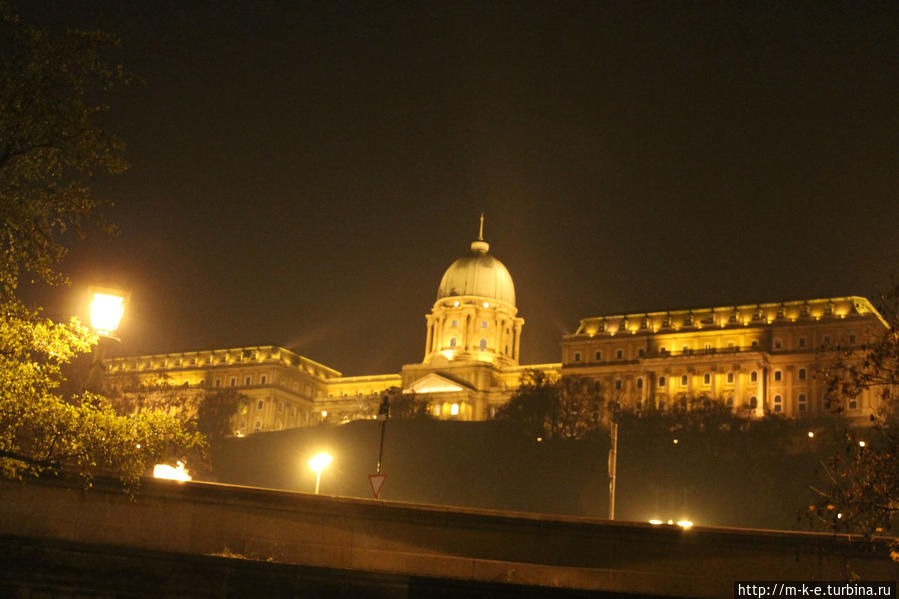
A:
[90, 291, 126, 336]
[308, 452, 332, 473]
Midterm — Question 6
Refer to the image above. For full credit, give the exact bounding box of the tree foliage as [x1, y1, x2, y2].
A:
[0, 6, 203, 487]
[810, 283, 899, 542]
[197, 388, 249, 444]
[384, 387, 430, 420]
[497, 369, 603, 440]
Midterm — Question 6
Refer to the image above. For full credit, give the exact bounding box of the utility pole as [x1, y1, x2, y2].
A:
[608, 420, 618, 520]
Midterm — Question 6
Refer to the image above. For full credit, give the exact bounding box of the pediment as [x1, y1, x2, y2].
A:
[405, 372, 470, 394]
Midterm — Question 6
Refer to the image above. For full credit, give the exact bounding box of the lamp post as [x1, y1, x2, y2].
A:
[308, 452, 332, 495]
[85, 287, 128, 393]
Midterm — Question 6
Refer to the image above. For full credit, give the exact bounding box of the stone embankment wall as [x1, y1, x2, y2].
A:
[0, 476, 895, 598]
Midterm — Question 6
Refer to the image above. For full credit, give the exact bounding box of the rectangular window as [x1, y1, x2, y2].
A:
[451, 320, 458, 328]
[848, 334, 856, 345]
[750, 371, 758, 383]
[774, 338, 782, 349]
[848, 398, 857, 410]
[616, 349, 623, 360]
[636, 377, 643, 389]
[798, 337, 806, 348]
[573, 352, 581, 362]
[230, 377, 236, 387]
[245, 376, 252, 386]
[638, 348, 645, 357]
[658, 376, 666, 387]
[727, 372, 734, 384]
[615, 380, 622, 390]
[257, 400, 264, 410]
[261, 375, 267, 384]
[680, 374, 688, 386]
[215, 377, 222, 388]
[703, 373, 711, 385]
[481, 320, 488, 328]
[595, 351, 602, 361]
[774, 370, 782, 382]
[798, 368, 806, 380]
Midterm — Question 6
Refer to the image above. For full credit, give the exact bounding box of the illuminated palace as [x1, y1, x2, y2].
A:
[104, 224, 888, 434]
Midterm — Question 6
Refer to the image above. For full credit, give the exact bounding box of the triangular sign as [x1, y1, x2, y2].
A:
[368, 473, 387, 499]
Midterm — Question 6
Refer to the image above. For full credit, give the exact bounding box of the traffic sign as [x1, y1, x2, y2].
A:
[368, 473, 387, 499]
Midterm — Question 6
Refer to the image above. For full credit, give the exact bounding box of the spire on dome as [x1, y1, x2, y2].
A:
[471, 213, 489, 253]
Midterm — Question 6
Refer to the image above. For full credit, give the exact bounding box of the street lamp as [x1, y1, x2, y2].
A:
[90, 290, 126, 338]
[86, 286, 128, 393]
[308, 452, 332, 495]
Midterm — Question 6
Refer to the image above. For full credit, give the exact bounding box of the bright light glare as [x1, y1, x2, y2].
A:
[649, 519, 663, 525]
[677, 520, 693, 529]
[808, 431, 815, 438]
[858, 441, 866, 447]
[153, 461, 191, 482]
[90, 292, 125, 334]
[308, 452, 332, 473]
[450, 403, 460, 416]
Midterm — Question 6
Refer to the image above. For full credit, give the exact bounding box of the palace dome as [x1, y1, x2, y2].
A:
[436, 238, 516, 307]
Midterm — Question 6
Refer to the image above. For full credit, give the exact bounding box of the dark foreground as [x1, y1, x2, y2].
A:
[0, 534, 637, 599]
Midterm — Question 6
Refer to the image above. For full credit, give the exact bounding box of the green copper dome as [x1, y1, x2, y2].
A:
[436, 238, 516, 307]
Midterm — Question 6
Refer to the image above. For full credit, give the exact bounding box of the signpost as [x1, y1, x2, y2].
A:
[369, 394, 390, 499]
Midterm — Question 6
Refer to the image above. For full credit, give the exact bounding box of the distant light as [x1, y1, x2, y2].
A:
[837, 512, 842, 519]
[808, 431, 815, 438]
[858, 441, 866, 447]
[536, 436, 543, 443]
[667, 520, 674, 525]
[154, 462, 191, 482]
[677, 520, 693, 529]
[453, 301, 459, 307]
[90, 292, 125, 335]
[450, 403, 459, 416]
[321, 410, 327, 417]
[649, 519, 663, 525]
[673, 439, 679, 445]
[308, 452, 332, 473]
[483, 302, 489, 308]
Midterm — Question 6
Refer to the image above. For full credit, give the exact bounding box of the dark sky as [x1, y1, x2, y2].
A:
[21, 1, 899, 375]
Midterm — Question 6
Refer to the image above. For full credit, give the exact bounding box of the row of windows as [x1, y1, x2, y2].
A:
[631, 392, 843, 413]
[572, 333, 856, 363]
[449, 319, 507, 331]
[214, 374, 269, 388]
[602, 368, 809, 390]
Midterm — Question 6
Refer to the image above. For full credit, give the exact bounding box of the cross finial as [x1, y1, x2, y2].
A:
[478, 213, 484, 241]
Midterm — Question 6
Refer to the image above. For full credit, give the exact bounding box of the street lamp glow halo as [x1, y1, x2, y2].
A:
[308, 452, 333, 472]
[90, 288, 127, 336]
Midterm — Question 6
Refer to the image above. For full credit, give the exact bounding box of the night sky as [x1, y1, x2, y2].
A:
[21, 1, 899, 375]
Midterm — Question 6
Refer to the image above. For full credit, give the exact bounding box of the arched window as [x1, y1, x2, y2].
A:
[726, 397, 734, 408]
[479, 338, 487, 351]
[798, 393, 807, 412]
[773, 394, 783, 413]
[749, 396, 758, 409]
[449, 337, 456, 348]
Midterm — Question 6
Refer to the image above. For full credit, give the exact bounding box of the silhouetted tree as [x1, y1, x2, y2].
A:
[497, 369, 603, 440]
[809, 284, 899, 543]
